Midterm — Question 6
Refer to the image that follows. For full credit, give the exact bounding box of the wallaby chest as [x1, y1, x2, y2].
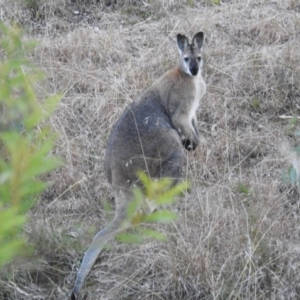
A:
[189, 74, 206, 122]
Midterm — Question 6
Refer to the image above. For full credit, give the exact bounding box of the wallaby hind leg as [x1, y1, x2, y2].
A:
[155, 130, 183, 183]
[139, 129, 183, 214]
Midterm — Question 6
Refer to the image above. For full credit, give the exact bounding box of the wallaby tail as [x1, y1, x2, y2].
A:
[70, 216, 130, 299]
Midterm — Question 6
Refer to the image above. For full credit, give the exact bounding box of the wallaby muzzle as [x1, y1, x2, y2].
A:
[190, 60, 199, 76]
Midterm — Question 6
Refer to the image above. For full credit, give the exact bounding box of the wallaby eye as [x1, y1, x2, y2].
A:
[184, 57, 189, 62]
[197, 56, 201, 62]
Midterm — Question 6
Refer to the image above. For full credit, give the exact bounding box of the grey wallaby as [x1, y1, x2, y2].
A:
[70, 32, 206, 299]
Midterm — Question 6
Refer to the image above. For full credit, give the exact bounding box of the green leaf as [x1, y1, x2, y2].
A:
[137, 171, 151, 187]
[289, 167, 297, 185]
[116, 232, 144, 244]
[138, 228, 166, 241]
[145, 210, 177, 223]
[0, 239, 24, 266]
[156, 181, 189, 205]
[0, 207, 26, 232]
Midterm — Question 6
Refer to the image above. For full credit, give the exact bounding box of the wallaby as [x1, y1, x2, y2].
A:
[70, 32, 206, 299]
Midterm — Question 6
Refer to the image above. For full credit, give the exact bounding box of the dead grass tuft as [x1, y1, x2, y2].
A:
[1, 0, 300, 299]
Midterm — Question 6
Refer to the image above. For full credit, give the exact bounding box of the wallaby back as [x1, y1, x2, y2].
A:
[70, 32, 206, 299]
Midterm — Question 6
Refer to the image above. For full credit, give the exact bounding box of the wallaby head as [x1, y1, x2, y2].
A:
[177, 32, 204, 77]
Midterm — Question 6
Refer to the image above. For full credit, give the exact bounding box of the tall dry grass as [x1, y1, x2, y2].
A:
[1, 0, 300, 299]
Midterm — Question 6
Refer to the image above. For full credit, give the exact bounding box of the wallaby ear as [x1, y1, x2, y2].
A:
[192, 32, 204, 50]
[177, 34, 189, 53]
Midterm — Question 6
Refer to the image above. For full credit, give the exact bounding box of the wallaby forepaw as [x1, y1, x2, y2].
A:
[182, 139, 197, 151]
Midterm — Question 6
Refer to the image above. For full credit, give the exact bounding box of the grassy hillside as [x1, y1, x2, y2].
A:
[1, 0, 300, 299]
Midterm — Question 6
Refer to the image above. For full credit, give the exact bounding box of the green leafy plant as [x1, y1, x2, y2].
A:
[116, 171, 189, 244]
[0, 23, 61, 267]
[237, 182, 249, 195]
[286, 116, 299, 137]
[282, 117, 300, 187]
[251, 98, 260, 109]
[210, 0, 221, 5]
[283, 147, 300, 187]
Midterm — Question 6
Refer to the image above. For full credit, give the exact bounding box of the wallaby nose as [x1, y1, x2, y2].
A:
[190, 67, 198, 76]
[190, 60, 199, 76]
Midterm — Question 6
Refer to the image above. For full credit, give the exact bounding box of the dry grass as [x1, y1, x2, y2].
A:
[1, 0, 300, 299]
